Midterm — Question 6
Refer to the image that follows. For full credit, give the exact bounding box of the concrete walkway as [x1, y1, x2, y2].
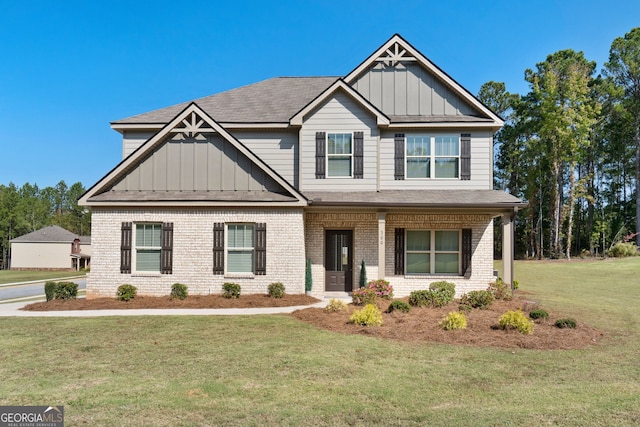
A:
[0, 298, 342, 318]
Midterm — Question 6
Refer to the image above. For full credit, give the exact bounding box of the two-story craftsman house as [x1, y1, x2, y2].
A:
[79, 34, 525, 298]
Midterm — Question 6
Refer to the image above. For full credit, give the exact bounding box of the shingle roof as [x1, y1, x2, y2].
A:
[10, 225, 90, 243]
[304, 190, 526, 209]
[88, 190, 299, 203]
[112, 77, 339, 125]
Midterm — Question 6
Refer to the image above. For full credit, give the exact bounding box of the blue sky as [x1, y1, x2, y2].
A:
[1, 0, 639, 189]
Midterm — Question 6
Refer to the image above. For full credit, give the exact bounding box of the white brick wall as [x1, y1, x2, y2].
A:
[88, 208, 306, 298]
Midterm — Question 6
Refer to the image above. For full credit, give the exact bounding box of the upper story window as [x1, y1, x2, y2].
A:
[395, 133, 470, 181]
[327, 133, 353, 177]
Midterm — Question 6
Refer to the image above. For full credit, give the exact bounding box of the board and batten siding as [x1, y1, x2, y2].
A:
[352, 63, 478, 117]
[379, 130, 494, 190]
[300, 91, 378, 191]
[112, 135, 282, 193]
[122, 130, 157, 159]
[234, 130, 299, 188]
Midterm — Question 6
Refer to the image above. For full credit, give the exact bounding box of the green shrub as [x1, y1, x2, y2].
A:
[44, 281, 57, 302]
[408, 290, 432, 307]
[351, 287, 377, 305]
[488, 278, 512, 300]
[324, 298, 347, 313]
[499, 310, 534, 335]
[458, 303, 472, 313]
[529, 309, 549, 320]
[554, 318, 577, 329]
[512, 279, 520, 290]
[607, 242, 639, 258]
[267, 282, 285, 299]
[222, 282, 241, 299]
[387, 300, 411, 313]
[54, 282, 78, 300]
[116, 284, 137, 301]
[460, 290, 494, 309]
[359, 260, 367, 288]
[429, 281, 456, 307]
[305, 259, 312, 292]
[170, 283, 188, 300]
[349, 304, 383, 326]
[368, 279, 393, 299]
[439, 311, 468, 330]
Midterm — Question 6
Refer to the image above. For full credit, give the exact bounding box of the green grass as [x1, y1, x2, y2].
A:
[1, 259, 639, 426]
[0, 270, 84, 285]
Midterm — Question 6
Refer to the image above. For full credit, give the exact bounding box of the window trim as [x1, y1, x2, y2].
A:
[133, 222, 163, 275]
[404, 229, 461, 275]
[225, 223, 256, 276]
[326, 132, 354, 178]
[404, 135, 461, 180]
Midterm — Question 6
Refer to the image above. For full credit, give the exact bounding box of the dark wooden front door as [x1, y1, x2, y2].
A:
[325, 230, 353, 292]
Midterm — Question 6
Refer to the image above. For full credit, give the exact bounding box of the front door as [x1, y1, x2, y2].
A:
[325, 230, 353, 292]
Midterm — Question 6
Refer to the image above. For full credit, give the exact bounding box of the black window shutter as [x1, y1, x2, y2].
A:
[161, 222, 173, 274]
[254, 223, 267, 275]
[394, 228, 405, 275]
[213, 223, 224, 275]
[460, 133, 471, 180]
[394, 134, 405, 180]
[120, 222, 132, 274]
[315, 132, 326, 179]
[462, 228, 472, 276]
[354, 131, 364, 179]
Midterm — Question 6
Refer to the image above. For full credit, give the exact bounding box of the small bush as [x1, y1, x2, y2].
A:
[44, 281, 57, 302]
[439, 311, 468, 330]
[387, 300, 411, 313]
[408, 290, 432, 307]
[499, 310, 534, 335]
[54, 282, 78, 300]
[460, 290, 494, 309]
[222, 282, 241, 299]
[324, 298, 347, 313]
[606, 242, 639, 258]
[529, 309, 549, 320]
[554, 318, 577, 329]
[429, 281, 456, 307]
[349, 304, 383, 326]
[488, 278, 512, 300]
[268, 282, 285, 298]
[513, 279, 520, 290]
[116, 284, 137, 301]
[368, 279, 394, 300]
[458, 303, 472, 313]
[170, 283, 188, 300]
[352, 287, 377, 305]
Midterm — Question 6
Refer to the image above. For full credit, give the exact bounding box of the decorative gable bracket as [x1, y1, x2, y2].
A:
[169, 111, 216, 140]
[375, 42, 417, 67]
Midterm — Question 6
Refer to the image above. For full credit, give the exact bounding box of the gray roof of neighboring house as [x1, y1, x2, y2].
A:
[304, 190, 526, 209]
[112, 77, 339, 125]
[10, 225, 90, 244]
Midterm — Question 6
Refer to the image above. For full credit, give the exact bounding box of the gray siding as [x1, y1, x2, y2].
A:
[300, 91, 378, 191]
[379, 130, 493, 190]
[234, 130, 299, 188]
[352, 63, 478, 117]
[112, 134, 281, 192]
[123, 130, 157, 159]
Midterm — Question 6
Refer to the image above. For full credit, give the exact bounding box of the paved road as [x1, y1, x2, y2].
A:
[0, 278, 86, 302]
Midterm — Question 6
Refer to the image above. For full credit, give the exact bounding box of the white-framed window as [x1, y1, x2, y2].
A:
[327, 133, 353, 177]
[135, 223, 162, 272]
[405, 230, 460, 275]
[405, 135, 460, 179]
[226, 224, 255, 274]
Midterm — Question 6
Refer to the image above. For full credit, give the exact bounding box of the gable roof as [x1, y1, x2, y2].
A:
[10, 225, 89, 244]
[111, 77, 338, 129]
[290, 79, 390, 126]
[81, 103, 308, 207]
[344, 34, 504, 127]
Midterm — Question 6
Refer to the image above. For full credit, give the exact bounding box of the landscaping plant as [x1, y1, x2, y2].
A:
[324, 298, 347, 313]
[116, 284, 137, 301]
[349, 304, 383, 326]
[439, 311, 467, 330]
[170, 283, 188, 300]
[554, 318, 577, 329]
[268, 282, 285, 298]
[222, 282, 241, 299]
[387, 300, 411, 313]
[498, 310, 534, 335]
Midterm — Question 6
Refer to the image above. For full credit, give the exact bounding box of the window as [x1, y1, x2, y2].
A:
[227, 224, 254, 273]
[404, 135, 460, 179]
[327, 133, 352, 177]
[135, 223, 162, 272]
[404, 230, 460, 275]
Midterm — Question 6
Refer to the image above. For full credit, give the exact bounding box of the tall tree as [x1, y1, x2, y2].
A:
[604, 27, 640, 246]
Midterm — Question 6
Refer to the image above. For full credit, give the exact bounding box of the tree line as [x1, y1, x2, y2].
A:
[0, 181, 90, 269]
[480, 27, 640, 259]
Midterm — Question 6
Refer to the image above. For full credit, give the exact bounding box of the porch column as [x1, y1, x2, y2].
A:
[378, 212, 386, 280]
[502, 212, 515, 287]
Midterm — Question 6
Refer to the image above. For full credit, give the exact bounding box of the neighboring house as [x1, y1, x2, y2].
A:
[79, 34, 525, 298]
[10, 225, 91, 271]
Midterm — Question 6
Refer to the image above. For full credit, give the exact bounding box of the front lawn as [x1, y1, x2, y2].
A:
[0, 258, 638, 426]
[0, 270, 84, 285]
